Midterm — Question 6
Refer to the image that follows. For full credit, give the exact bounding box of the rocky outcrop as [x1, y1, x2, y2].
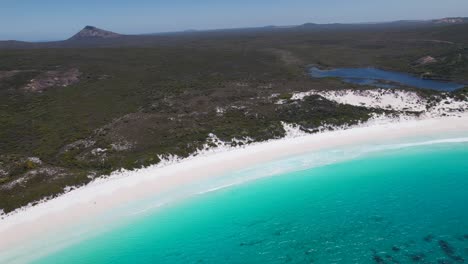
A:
[0, 71, 20, 81]
[23, 68, 80, 92]
[414, 56, 437, 66]
[69, 26, 121, 40]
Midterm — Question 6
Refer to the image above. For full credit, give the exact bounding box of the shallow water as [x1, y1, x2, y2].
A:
[309, 67, 465, 91]
[33, 141, 468, 264]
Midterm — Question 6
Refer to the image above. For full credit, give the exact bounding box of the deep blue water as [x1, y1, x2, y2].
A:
[30, 141, 468, 264]
[309, 67, 465, 91]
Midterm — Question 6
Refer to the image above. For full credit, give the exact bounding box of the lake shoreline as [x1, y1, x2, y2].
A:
[308, 66, 465, 91]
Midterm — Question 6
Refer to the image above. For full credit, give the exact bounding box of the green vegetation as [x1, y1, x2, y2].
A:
[0, 23, 467, 213]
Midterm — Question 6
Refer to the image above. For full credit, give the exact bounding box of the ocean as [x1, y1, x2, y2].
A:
[27, 140, 468, 263]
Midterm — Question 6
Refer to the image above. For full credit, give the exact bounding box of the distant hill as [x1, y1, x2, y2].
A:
[1, 17, 467, 49]
[68, 26, 122, 40]
[296, 17, 468, 30]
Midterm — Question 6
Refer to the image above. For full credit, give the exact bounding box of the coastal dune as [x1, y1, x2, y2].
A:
[1, 114, 468, 262]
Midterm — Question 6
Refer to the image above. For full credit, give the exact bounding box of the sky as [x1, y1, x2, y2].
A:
[1, 0, 467, 41]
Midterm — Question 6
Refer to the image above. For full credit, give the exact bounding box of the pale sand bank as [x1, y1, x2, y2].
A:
[1, 114, 468, 262]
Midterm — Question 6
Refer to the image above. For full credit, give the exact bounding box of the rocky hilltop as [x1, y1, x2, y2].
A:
[68, 26, 121, 40]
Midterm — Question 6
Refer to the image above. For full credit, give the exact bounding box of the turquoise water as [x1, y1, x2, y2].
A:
[33, 142, 468, 264]
[309, 67, 465, 91]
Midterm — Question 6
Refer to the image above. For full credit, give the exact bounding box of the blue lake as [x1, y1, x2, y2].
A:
[309, 67, 465, 91]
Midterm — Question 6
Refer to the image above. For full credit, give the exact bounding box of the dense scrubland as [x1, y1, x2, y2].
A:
[0, 22, 467, 213]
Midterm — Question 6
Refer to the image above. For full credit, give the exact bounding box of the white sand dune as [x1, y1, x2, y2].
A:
[289, 89, 468, 115]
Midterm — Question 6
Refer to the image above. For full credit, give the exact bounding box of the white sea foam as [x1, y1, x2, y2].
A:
[212, 136, 468, 189]
[130, 202, 167, 216]
[197, 183, 239, 195]
[371, 137, 468, 151]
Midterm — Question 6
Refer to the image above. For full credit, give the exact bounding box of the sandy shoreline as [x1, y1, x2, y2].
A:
[1, 114, 468, 261]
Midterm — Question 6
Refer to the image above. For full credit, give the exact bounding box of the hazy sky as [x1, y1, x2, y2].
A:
[1, 0, 467, 41]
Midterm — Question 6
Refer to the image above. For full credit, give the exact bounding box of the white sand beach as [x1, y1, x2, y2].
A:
[1, 113, 468, 262]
